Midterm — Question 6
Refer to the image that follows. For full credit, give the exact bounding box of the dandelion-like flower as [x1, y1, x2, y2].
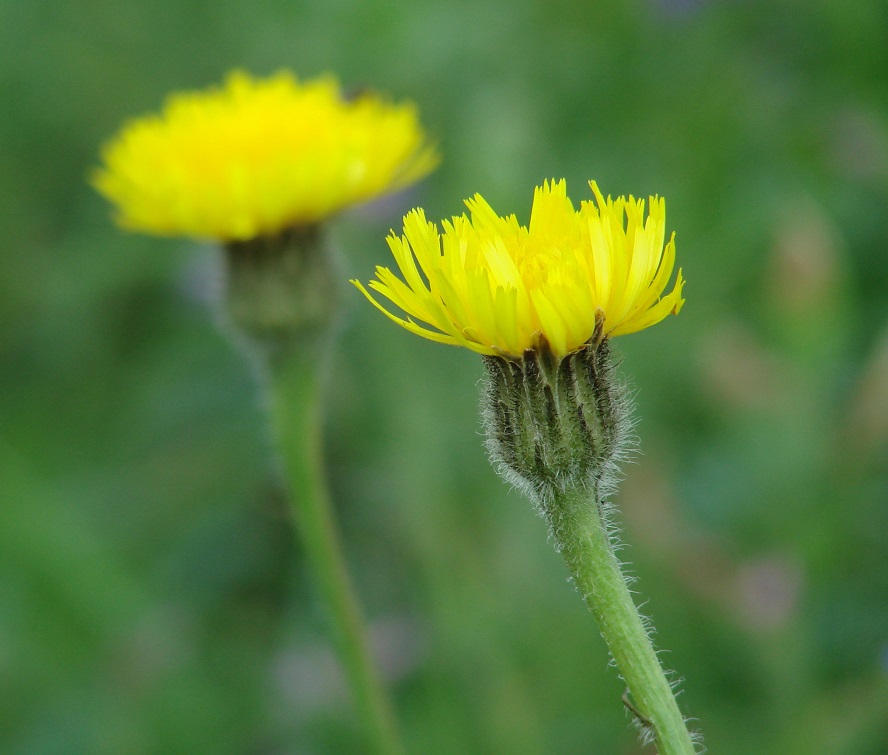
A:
[92, 70, 439, 241]
[353, 178, 698, 753]
[353, 179, 684, 359]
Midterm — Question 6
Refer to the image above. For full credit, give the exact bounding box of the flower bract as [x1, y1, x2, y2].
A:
[92, 70, 439, 241]
[353, 179, 685, 359]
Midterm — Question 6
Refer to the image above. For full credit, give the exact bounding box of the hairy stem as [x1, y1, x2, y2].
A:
[545, 485, 695, 755]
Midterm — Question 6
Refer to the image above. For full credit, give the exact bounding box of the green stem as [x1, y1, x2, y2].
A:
[222, 228, 401, 752]
[547, 486, 696, 755]
[266, 348, 402, 755]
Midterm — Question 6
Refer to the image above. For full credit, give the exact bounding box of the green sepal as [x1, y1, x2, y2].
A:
[224, 225, 337, 354]
[481, 333, 631, 505]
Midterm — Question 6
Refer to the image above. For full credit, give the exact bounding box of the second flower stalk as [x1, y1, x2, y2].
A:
[93, 71, 438, 754]
[224, 228, 403, 755]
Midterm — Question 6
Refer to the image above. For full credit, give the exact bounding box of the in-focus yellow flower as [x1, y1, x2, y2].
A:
[353, 179, 685, 359]
[92, 70, 439, 241]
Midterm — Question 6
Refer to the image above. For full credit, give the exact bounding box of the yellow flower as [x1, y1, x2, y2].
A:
[353, 179, 685, 359]
[92, 70, 439, 241]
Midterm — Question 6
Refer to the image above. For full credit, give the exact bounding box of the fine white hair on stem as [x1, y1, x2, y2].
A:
[479, 339, 701, 752]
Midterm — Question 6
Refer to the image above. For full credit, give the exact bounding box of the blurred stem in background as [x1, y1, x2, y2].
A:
[224, 230, 402, 755]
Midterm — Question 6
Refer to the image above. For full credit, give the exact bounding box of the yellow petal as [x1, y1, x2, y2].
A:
[355, 179, 685, 359]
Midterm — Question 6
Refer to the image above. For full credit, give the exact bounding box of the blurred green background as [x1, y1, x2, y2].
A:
[2, 0, 887, 753]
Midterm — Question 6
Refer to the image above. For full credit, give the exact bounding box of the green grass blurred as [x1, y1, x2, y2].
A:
[2, 1, 887, 752]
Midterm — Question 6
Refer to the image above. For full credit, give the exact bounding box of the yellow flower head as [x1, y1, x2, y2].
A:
[353, 179, 685, 359]
[92, 70, 439, 241]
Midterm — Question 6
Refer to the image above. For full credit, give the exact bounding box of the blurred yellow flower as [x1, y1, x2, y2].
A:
[92, 70, 439, 241]
[353, 179, 685, 359]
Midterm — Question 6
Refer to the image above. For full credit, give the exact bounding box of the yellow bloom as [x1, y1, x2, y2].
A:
[353, 179, 685, 359]
[92, 70, 439, 241]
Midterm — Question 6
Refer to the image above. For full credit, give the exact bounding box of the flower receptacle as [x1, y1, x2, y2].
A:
[481, 331, 632, 511]
[224, 226, 337, 353]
